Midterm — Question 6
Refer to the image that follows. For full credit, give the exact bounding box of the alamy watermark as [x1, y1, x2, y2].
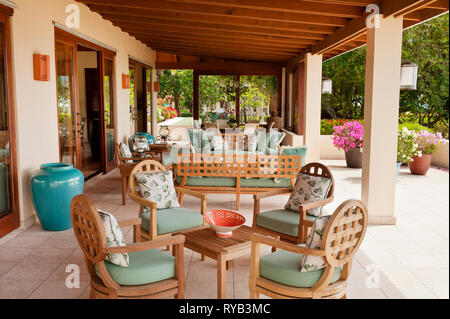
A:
[65, 264, 80, 289]
[65, 4, 80, 29]
[366, 4, 381, 29]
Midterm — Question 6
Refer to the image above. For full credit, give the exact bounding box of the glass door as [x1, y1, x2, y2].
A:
[103, 56, 116, 171]
[55, 40, 80, 167]
[129, 64, 137, 136]
[145, 67, 152, 134]
[0, 11, 19, 237]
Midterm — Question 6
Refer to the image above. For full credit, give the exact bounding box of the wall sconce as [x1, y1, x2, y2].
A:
[122, 74, 130, 89]
[33, 54, 50, 81]
[400, 62, 418, 90]
[321, 77, 333, 94]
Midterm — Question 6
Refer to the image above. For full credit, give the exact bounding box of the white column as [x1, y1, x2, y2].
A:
[303, 53, 323, 163]
[362, 15, 403, 225]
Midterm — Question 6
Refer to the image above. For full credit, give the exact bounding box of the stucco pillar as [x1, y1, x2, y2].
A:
[303, 53, 323, 163]
[362, 15, 403, 225]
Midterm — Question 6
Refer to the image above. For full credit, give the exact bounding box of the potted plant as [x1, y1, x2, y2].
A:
[332, 121, 364, 168]
[409, 130, 447, 175]
[397, 127, 421, 175]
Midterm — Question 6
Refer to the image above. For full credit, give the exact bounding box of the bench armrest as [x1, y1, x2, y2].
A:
[104, 235, 185, 254]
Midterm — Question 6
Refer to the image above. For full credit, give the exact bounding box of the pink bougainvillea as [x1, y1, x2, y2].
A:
[332, 121, 364, 152]
[415, 130, 448, 155]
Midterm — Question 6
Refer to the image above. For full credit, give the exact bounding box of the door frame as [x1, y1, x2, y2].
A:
[0, 5, 20, 237]
[54, 27, 117, 176]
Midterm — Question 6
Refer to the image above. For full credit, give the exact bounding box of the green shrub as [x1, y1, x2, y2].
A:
[398, 122, 432, 133]
[180, 111, 192, 118]
[320, 119, 363, 135]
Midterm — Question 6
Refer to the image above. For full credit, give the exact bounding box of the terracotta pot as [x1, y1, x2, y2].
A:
[409, 154, 432, 175]
[345, 147, 363, 168]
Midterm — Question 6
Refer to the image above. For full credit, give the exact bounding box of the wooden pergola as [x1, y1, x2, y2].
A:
[77, 0, 447, 62]
[78, 0, 448, 122]
[77, 0, 449, 225]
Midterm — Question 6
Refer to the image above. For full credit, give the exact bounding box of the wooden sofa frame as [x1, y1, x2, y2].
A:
[176, 153, 302, 209]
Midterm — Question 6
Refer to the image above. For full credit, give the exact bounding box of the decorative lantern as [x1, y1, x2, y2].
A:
[400, 62, 418, 90]
[321, 77, 333, 94]
[157, 125, 171, 144]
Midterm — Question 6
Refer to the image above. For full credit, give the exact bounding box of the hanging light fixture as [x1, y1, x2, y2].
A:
[400, 62, 418, 90]
[321, 77, 333, 94]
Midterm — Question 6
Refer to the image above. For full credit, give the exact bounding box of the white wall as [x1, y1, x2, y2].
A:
[10, 0, 155, 227]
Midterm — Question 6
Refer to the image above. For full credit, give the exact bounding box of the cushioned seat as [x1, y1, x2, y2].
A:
[260, 249, 342, 288]
[176, 176, 292, 188]
[141, 207, 203, 235]
[95, 248, 175, 286]
[256, 209, 316, 237]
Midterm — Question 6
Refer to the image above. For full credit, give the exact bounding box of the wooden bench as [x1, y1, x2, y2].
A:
[176, 153, 302, 209]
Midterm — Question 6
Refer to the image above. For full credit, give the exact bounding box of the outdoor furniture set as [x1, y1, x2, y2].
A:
[71, 148, 368, 299]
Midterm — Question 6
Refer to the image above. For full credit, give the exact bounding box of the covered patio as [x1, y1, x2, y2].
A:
[0, 161, 447, 298]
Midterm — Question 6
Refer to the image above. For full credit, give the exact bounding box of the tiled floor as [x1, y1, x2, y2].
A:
[0, 160, 448, 299]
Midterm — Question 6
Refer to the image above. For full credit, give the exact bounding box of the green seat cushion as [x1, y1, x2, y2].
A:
[260, 249, 342, 288]
[176, 176, 292, 188]
[256, 209, 316, 237]
[95, 248, 175, 286]
[141, 207, 203, 235]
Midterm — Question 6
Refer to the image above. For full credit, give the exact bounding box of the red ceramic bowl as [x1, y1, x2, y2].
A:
[204, 210, 246, 238]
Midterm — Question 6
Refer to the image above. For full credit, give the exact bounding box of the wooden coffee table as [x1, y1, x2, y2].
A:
[180, 225, 280, 299]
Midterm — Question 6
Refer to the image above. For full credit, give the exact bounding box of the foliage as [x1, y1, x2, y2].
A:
[332, 121, 364, 151]
[321, 119, 363, 135]
[414, 130, 448, 155]
[321, 13, 449, 138]
[400, 13, 449, 136]
[398, 121, 431, 133]
[158, 70, 193, 112]
[322, 47, 366, 119]
[158, 106, 178, 122]
[397, 127, 421, 163]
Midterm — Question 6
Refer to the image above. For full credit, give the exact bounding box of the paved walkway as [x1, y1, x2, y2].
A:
[0, 160, 447, 299]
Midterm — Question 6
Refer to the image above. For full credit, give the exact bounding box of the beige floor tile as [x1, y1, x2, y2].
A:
[426, 285, 449, 299]
[28, 248, 75, 264]
[0, 261, 18, 277]
[28, 280, 90, 299]
[0, 279, 42, 298]
[40, 237, 79, 249]
[346, 285, 387, 299]
[2, 262, 59, 280]
[408, 268, 449, 286]
[185, 280, 234, 299]
[0, 247, 33, 263]
[1, 235, 50, 248]
[380, 285, 437, 299]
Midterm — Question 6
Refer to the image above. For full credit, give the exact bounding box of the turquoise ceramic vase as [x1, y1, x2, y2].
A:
[30, 163, 84, 231]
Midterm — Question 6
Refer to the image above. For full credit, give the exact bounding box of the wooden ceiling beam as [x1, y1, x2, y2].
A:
[128, 32, 309, 51]
[382, 0, 438, 18]
[162, 0, 363, 18]
[104, 15, 327, 41]
[153, 47, 289, 62]
[107, 18, 326, 43]
[139, 39, 303, 55]
[80, 0, 349, 27]
[87, 4, 338, 35]
[155, 60, 284, 73]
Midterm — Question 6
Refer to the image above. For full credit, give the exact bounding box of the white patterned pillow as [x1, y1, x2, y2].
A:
[284, 174, 332, 216]
[134, 170, 180, 209]
[209, 134, 225, 151]
[300, 215, 330, 272]
[98, 210, 129, 267]
[119, 143, 133, 163]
